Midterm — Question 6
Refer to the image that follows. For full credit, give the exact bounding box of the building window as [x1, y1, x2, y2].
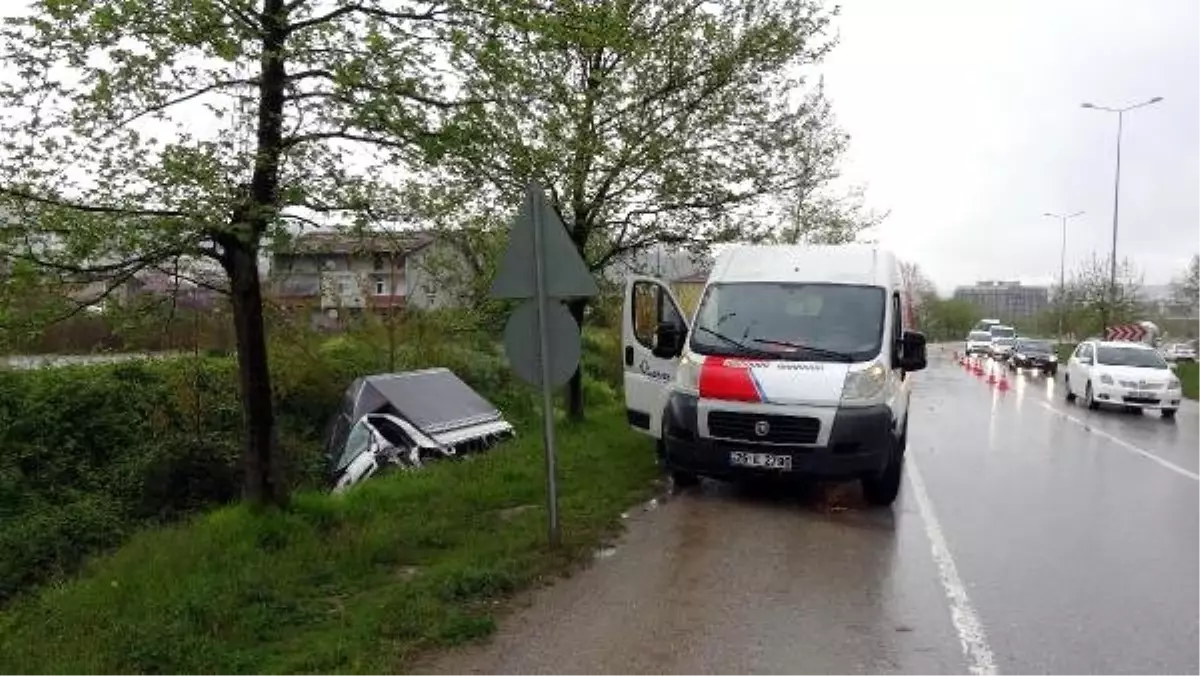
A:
[374, 279, 386, 295]
[373, 255, 384, 271]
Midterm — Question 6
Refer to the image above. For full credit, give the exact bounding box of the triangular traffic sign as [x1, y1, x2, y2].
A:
[489, 182, 600, 300]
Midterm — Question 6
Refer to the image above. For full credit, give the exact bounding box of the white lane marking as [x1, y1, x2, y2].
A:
[907, 454, 998, 675]
[1038, 402, 1200, 481]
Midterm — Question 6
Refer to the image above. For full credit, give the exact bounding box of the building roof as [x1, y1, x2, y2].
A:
[282, 229, 436, 256]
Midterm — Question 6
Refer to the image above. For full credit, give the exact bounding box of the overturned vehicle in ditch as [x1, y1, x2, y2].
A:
[324, 368, 515, 493]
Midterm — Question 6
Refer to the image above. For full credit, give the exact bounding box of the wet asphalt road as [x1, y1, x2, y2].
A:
[421, 348, 1199, 675]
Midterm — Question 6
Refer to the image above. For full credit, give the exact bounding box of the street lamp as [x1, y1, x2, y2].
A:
[1080, 96, 1163, 336]
[1043, 210, 1084, 342]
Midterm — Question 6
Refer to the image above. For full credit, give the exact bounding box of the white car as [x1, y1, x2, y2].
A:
[1064, 340, 1183, 419]
[965, 330, 992, 356]
[989, 336, 1016, 361]
[1160, 343, 1197, 363]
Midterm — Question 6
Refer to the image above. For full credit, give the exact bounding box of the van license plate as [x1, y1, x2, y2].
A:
[730, 451, 792, 470]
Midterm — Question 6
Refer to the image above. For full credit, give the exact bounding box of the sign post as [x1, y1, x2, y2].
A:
[490, 182, 599, 546]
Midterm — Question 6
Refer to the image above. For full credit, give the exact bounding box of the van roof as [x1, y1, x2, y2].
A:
[710, 244, 896, 287]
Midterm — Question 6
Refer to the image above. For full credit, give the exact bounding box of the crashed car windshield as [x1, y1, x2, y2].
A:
[335, 419, 375, 474]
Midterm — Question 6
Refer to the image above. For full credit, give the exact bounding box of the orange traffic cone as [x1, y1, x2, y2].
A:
[997, 373, 1010, 391]
[987, 369, 997, 384]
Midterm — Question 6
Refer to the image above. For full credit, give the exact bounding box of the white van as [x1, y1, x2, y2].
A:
[622, 244, 928, 506]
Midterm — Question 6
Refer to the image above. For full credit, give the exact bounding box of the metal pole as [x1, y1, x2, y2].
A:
[1104, 110, 1124, 338]
[530, 185, 561, 547]
[1058, 215, 1067, 342]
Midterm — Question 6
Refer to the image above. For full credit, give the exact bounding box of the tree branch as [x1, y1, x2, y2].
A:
[288, 69, 492, 109]
[0, 187, 193, 218]
[213, 0, 261, 31]
[108, 78, 259, 131]
[287, 2, 450, 34]
[281, 128, 436, 150]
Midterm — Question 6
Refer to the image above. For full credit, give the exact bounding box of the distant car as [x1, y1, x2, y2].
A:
[1008, 338, 1058, 375]
[1064, 340, 1183, 419]
[989, 336, 1016, 360]
[973, 318, 1001, 333]
[988, 324, 1016, 341]
[1160, 342, 1197, 363]
[965, 330, 993, 356]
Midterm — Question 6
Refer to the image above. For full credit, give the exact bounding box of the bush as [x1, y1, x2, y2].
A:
[1176, 361, 1198, 400]
[0, 317, 623, 604]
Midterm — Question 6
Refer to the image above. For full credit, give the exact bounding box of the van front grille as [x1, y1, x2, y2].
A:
[707, 411, 820, 445]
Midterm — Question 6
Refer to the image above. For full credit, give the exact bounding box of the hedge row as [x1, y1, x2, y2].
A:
[0, 323, 625, 604]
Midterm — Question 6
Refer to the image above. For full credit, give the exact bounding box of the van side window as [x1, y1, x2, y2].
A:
[631, 280, 683, 350]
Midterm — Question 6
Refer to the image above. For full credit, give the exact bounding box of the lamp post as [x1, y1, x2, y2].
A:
[1044, 210, 1084, 342]
[1080, 96, 1163, 336]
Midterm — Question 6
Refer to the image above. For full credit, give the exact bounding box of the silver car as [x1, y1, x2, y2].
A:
[990, 336, 1016, 360]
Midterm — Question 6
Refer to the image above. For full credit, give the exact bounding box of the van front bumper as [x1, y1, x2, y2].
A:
[661, 393, 895, 479]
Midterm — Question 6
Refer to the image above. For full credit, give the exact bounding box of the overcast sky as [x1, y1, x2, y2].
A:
[819, 0, 1199, 296]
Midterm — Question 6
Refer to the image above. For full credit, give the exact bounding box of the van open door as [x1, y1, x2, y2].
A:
[622, 276, 689, 438]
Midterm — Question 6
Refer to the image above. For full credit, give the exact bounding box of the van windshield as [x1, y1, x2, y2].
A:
[690, 282, 887, 362]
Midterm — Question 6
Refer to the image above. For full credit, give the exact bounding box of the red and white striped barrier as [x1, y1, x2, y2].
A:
[1105, 324, 1148, 342]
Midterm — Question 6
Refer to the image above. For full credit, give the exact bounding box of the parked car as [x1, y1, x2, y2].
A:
[621, 243, 927, 507]
[1064, 340, 1183, 419]
[1008, 338, 1058, 375]
[965, 330, 993, 356]
[1160, 342, 1197, 363]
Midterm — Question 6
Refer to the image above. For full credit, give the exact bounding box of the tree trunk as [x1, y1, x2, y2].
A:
[566, 297, 589, 421]
[226, 240, 283, 507]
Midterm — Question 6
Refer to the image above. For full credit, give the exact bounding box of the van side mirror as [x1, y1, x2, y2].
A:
[899, 330, 927, 372]
[653, 321, 686, 359]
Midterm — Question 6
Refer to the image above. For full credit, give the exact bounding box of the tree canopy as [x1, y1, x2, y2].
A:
[0, 0, 473, 505]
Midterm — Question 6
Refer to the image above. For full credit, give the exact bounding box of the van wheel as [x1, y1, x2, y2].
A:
[1065, 375, 1076, 402]
[1163, 408, 1177, 420]
[862, 443, 903, 507]
[671, 470, 700, 488]
[1085, 382, 1099, 410]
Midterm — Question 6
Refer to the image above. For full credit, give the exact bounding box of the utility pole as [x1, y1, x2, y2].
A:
[1043, 211, 1084, 343]
[1080, 97, 1163, 335]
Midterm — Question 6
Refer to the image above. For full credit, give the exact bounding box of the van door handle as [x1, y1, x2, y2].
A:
[624, 346, 634, 366]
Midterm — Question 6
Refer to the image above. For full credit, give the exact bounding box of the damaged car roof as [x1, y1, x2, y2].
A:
[346, 368, 507, 434]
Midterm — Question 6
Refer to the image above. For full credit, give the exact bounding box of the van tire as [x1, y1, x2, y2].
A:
[862, 441, 903, 507]
[671, 470, 700, 488]
[1065, 376, 1076, 402]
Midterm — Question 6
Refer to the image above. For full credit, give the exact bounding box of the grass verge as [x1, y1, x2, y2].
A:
[0, 404, 659, 674]
[1176, 361, 1198, 400]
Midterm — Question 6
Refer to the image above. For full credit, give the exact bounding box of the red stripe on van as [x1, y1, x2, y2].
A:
[698, 359, 762, 403]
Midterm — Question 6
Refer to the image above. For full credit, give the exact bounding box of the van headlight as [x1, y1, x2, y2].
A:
[676, 352, 702, 394]
[1100, 373, 1114, 385]
[841, 363, 887, 403]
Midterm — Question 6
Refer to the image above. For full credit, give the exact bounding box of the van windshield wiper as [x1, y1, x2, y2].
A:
[694, 326, 776, 357]
[749, 337, 856, 362]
